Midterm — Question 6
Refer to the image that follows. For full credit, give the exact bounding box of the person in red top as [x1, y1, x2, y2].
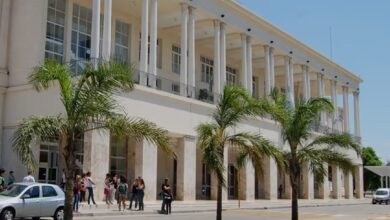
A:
[73, 175, 82, 213]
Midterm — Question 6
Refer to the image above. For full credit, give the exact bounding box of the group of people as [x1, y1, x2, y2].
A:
[105, 175, 146, 211]
[72, 171, 98, 213]
[0, 168, 21, 192]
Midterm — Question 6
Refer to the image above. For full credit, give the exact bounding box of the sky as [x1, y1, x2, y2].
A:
[238, 0, 390, 162]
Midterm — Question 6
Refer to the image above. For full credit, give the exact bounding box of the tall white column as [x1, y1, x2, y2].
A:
[319, 163, 330, 199]
[213, 20, 221, 98]
[0, 0, 11, 70]
[220, 22, 227, 90]
[264, 46, 271, 97]
[102, 0, 112, 61]
[188, 7, 196, 98]
[179, 4, 189, 97]
[342, 86, 350, 133]
[211, 145, 228, 200]
[91, 0, 101, 63]
[176, 136, 197, 201]
[302, 163, 314, 199]
[240, 34, 248, 89]
[135, 139, 158, 201]
[139, 0, 149, 85]
[263, 156, 278, 200]
[246, 36, 253, 95]
[239, 160, 255, 200]
[353, 91, 361, 138]
[331, 164, 342, 199]
[344, 170, 353, 199]
[355, 165, 364, 199]
[284, 56, 294, 107]
[148, 0, 158, 88]
[317, 73, 326, 125]
[303, 65, 310, 101]
[269, 47, 275, 89]
[331, 80, 339, 131]
[64, 0, 74, 62]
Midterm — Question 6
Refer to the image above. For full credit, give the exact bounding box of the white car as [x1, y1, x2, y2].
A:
[372, 188, 390, 205]
[0, 182, 64, 220]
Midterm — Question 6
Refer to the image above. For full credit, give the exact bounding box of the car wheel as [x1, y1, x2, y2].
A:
[53, 207, 64, 220]
[379, 201, 382, 205]
[1, 208, 14, 220]
[372, 200, 376, 204]
[32, 217, 40, 220]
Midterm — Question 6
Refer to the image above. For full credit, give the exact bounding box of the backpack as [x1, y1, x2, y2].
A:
[119, 183, 126, 194]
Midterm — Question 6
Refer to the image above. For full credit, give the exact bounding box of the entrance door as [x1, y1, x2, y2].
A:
[201, 163, 211, 199]
[228, 164, 237, 199]
[38, 144, 59, 184]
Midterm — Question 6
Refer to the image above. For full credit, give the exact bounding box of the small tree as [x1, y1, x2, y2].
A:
[197, 86, 282, 220]
[12, 60, 171, 220]
[261, 89, 361, 220]
[362, 146, 383, 190]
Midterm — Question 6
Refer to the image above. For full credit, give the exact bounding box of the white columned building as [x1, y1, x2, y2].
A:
[343, 86, 350, 132]
[246, 36, 253, 95]
[269, 47, 275, 90]
[180, 3, 189, 97]
[353, 91, 361, 138]
[302, 65, 310, 101]
[317, 73, 326, 126]
[284, 56, 295, 107]
[331, 80, 339, 131]
[264, 46, 271, 96]
[220, 22, 227, 90]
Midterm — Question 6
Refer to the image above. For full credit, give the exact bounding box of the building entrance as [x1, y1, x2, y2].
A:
[38, 144, 60, 184]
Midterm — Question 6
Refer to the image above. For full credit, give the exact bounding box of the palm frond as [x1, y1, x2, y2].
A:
[105, 114, 171, 155]
[197, 123, 226, 187]
[306, 133, 362, 156]
[12, 115, 66, 170]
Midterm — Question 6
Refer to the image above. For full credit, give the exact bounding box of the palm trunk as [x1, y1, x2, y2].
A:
[216, 181, 223, 220]
[63, 135, 76, 220]
[291, 178, 299, 220]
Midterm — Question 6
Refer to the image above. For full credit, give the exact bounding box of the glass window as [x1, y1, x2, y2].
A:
[42, 186, 58, 197]
[24, 186, 40, 198]
[110, 136, 127, 176]
[200, 56, 214, 91]
[172, 45, 181, 74]
[45, 0, 66, 63]
[114, 20, 129, 63]
[226, 66, 237, 86]
[252, 76, 258, 99]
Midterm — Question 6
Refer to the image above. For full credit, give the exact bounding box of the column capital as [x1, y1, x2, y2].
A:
[246, 35, 252, 43]
[181, 2, 189, 9]
[188, 5, 196, 11]
[213, 19, 221, 26]
[353, 90, 360, 96]
[241, 33, 247, 40]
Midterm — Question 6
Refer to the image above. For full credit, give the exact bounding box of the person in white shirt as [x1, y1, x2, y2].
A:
[22, 171, 35, 183]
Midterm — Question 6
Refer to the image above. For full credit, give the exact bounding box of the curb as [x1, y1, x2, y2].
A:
[74, 201, 369, 217]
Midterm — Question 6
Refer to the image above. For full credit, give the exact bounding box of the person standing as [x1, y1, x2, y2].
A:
[137, 178, 145, 211]
[73, 175, 82, 213]
[0, 169, 5, 192]
[117, 176, 128, 211]
[85, 171, 97, 207]
[7, 171, 15, 186]
[23, 170, 35, 183]
[128, 179, 139, 210]
[160, 178, 171, 214]
[61, 169, 66, 191]
[104, 173, 113, 207]
[80, 173, 86, 204]
[278, 184, 283, 199]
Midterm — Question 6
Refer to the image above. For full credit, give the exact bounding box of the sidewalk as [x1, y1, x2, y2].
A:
[74, 198, 370, 217]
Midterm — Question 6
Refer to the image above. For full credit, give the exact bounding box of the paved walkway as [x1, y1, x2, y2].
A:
[74, 198, 370, 217]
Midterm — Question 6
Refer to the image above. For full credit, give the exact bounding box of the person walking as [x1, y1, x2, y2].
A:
[85, 171, 97, 207]
[137, 178, 145, 211]
[163, 187, 173, 215]
[278, 184, 283, 199]
[7, 171, 15, 186]
[117, 176, 128, 211]
[128, 179, 139, 210]
[23, 170, 35, 182]
[113, 174, 119, 204]
[104, 173, 113, 207]
[80, 173, 86, 204]
[0, 169, 5, 192]
[73, 175, 82, 213]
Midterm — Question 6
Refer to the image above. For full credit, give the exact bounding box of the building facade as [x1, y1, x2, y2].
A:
[0, 0, 363, 201]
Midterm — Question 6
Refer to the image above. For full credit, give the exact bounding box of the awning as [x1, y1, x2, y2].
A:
[364, 166, 390, 177]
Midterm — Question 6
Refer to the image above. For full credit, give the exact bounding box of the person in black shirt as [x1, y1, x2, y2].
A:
[128, 179, 139, 210]
[160, 178, 171, 214]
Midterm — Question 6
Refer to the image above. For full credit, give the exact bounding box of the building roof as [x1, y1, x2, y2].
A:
[365, 166, 390, 177]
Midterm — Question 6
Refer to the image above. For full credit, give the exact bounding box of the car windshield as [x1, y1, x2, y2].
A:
[0, 184, 28, 197]
[376, 190, 389, 196]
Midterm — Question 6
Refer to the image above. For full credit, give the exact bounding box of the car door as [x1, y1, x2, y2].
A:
[19, 186, 41, 217]
[41, 185, 61, 216]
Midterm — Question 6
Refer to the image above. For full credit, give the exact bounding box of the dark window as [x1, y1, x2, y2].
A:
[43, 186, 58, 197]
[25, 186, 40, 198]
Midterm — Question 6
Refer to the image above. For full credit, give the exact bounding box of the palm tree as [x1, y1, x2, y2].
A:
[12, 60, 171, 220]
[261, 89, 361, 220]
[197, 86, 282, 220]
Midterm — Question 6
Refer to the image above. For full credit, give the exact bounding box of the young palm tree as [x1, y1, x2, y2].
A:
[197, 86, 282, 220]
[261, 89, 361, 220]
[12, 60, 171, 220]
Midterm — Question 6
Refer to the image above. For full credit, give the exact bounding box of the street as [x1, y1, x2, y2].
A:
[72, 204, 390, 220]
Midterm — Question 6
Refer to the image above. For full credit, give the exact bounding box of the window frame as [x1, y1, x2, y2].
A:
[42, 185, 58, 197]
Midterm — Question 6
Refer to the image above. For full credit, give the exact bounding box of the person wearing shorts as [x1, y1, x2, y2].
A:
[117, 176, 128, 211]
